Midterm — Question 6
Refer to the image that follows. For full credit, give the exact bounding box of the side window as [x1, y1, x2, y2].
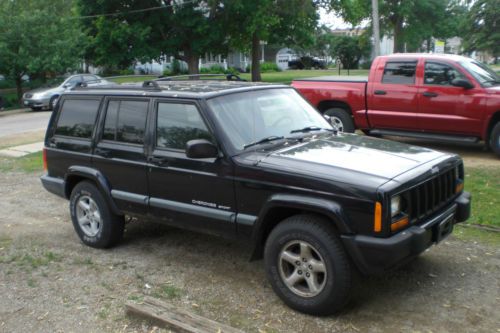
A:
[156, 103, 212, 150]
[424, 62, 466, 86]
[102, 100, 148, 144]
[66, 76, 82, 85]
[83, 75, 98, 82]
[382, 61, 417, 84]
[55, 99, 100, 138]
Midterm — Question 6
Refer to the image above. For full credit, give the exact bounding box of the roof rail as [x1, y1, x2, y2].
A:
[156, 73, 246, 82]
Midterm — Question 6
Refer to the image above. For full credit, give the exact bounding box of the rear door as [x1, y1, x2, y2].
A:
[417, 61, 484, 135]
[92, 97, 151, 215]
[147, 99, 236, 237]
[367, 59, 420, 130]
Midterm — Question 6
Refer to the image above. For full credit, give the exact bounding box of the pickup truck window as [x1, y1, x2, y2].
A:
[102, 100, 148, 144]
[156, 103, 212, 150]
[424, 62, 466, 86]
[382, 61, 417, 85]
[55, 99, 100, 138]
[460, 59, 500, 87]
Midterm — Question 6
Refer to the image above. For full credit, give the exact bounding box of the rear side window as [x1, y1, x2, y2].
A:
[382, 61, 417, 84]
[55, 99, 100, 138]
[102, 100, 148, 144]
[156, 103, 212, 150]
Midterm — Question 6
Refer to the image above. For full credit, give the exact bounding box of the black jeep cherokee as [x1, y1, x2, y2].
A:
[41, 78, 471, 315]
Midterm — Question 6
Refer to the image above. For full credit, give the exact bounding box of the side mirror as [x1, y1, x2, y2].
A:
[451, 78, 474, 89]
[186, 139, 218, 159]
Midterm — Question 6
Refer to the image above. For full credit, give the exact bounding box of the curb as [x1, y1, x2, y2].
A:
[0, 108, 31, 117]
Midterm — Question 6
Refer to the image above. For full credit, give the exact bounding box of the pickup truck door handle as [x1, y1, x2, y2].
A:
[423, 91, 438, 97]
[94, 148, 111, 157]
[374, 90, 387, 95]
[148, 156, 169, 166]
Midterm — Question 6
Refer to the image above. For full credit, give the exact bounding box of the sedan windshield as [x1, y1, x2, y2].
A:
[207, 88, 332, 152]
[460, 60, 500, 87]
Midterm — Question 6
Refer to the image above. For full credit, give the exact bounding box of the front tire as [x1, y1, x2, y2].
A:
[264, 215, 351, 315]
[70, 181, 124, 248]
[49, 95, 59, 110]
[489, 122, 500, 157]
[324, 108, 355, 133]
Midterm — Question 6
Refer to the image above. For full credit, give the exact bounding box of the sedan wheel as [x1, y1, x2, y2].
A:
[75, 195, 102, 237]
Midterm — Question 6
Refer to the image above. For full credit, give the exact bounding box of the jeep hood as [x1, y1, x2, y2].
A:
[237, 133, 450, 188]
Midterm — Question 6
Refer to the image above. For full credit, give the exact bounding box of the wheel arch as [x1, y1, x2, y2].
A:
[64, 166, 122, 215]
[249, 194, 352, 261]
[317, 100, 353, 115]
[485, 111, 500, 145]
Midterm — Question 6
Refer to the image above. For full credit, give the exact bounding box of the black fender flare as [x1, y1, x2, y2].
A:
[249, 194, 353, 260]
[64, 166, 122, 215]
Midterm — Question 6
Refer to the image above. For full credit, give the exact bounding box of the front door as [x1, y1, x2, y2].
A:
[147, 100, 236, 237]
[367, 59, 420, 130]
[417, 61, 484, 135]
[92, 98, 150, 215]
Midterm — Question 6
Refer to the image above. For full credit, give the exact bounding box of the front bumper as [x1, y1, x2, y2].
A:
[342, 191, 471, 275]
[22, 97, 50, 108]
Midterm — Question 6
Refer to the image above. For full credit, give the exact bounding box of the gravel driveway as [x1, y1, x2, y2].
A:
[0, 172, 499, 333]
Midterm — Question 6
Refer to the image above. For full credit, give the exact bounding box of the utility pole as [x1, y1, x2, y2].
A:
[371, 0, 381, 57]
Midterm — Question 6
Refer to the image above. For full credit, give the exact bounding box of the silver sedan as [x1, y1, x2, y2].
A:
[22, 74, 115, 111]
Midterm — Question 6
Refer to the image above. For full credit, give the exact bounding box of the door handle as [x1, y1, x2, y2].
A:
[94, 148, 111, 157]
[423, 91, 438, 97]
[148, 156, 169, 166]
[374, 90, 387, 95]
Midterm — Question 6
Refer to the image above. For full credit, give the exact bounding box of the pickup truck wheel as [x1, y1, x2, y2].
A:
[69, 181, 124, 248]
[490, 122, 500, 157]
[264, 214, 351, 315]
[324, 108, 355, 133]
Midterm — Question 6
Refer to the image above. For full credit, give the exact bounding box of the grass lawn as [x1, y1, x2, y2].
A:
[1, 151, 497, 228]
[107, 69, 370, 85]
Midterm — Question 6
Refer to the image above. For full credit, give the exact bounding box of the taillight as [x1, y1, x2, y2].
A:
[43, 147, 48, 171]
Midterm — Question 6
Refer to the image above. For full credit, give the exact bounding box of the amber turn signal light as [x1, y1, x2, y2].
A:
[374, 202, 382, 232]
[391, 216, 409, 232]
[455, 182, 464, 193]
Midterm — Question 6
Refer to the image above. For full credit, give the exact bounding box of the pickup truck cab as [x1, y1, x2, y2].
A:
[292, 53, 500, 156]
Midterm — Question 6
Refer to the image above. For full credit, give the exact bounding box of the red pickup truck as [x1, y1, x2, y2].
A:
[292, 53, 500, 156]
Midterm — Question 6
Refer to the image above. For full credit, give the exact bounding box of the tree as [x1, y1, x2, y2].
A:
[0, 0, 83, 104]
[462, 0, 499, 63]
[78, 0, 229, 74]
[223, 0, 318, 81]
[326, 0, 464, 53]
[330, 35, 370, 74]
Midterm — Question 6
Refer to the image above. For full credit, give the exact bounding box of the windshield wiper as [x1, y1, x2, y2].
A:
[243, 136, 285, 149]
[290, 126, 333, 134]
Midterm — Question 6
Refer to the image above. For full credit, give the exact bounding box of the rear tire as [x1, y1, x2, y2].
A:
[490, 122, 500, 157]
[69, 181, 124, 248]
[264, 214, 351, 315]
[324, 108, 355, 133]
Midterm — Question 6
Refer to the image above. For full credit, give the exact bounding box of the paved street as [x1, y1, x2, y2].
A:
[0, 111, 51, 137]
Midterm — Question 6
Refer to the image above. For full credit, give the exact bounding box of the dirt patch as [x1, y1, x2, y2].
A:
[0, 172, 499, 333]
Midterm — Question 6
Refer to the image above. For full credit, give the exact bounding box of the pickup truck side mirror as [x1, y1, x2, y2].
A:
[186, 139, 218, 159]
[451, 78, 474, 89]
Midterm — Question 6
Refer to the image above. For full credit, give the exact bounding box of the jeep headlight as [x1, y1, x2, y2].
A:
[391, 195, 401, 217]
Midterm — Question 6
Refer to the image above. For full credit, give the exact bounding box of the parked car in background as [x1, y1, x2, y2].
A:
[292, 53, 500, 157]
[288, 56, 327, 70]
[22, 74, 115, 111]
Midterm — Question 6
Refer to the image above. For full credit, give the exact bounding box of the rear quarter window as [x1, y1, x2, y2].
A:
[382, 61, 417, 84]
[54, 99, 101, 138]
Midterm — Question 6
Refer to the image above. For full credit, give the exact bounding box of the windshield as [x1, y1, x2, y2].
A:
[460, 60, 500, 87]
[207, 88, 332, 152]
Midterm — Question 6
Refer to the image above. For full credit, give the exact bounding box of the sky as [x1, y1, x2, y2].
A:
[318, 7, 351, 29]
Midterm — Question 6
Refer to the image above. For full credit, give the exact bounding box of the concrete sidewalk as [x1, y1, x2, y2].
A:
[0, 141, 44, 157]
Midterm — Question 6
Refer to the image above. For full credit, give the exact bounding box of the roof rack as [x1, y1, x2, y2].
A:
[156, 73, 246, 82]
[71, 80, 162, 92]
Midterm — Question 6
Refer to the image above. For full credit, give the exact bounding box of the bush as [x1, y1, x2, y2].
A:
[360, 60, 372, 70]
[260, 62, 281, 72]
[117, 68, 134, 76]
[224, 67, 240, 76]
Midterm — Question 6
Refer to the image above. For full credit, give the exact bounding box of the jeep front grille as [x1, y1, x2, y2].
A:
[404, 168, 457, 223]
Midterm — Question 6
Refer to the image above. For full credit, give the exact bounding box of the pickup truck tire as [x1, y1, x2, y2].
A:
[69, 181, 124, 248]
[264, 214, 351, 315]
[324, 108, 355, 133]
[490, 122, 500, 157]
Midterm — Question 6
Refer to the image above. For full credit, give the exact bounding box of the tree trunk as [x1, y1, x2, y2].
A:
[15, 76, 23, 108]
[426, 38, 432, 53]
[186, 54, 200, 75]
[392, 18, 404, 53]
[251, 32, 262, 82]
